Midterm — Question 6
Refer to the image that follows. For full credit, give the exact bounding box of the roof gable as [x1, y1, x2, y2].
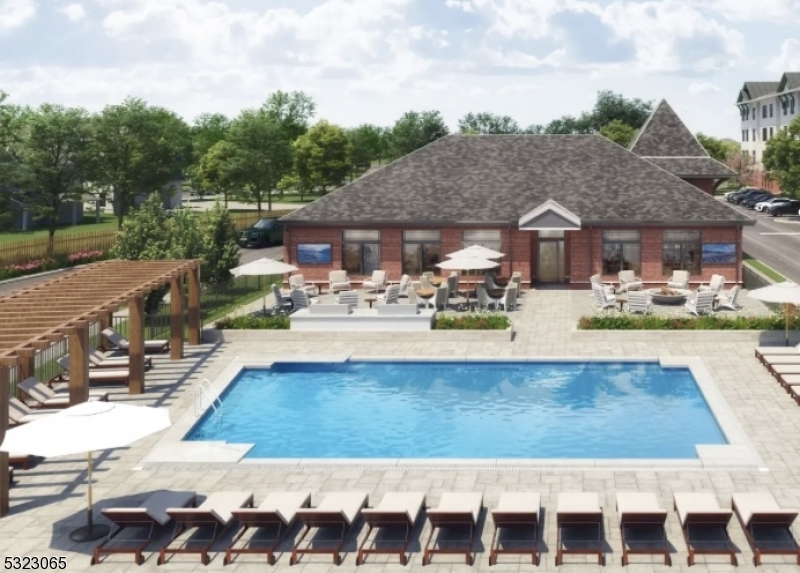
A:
[740, 81, 779, 101]
[519, 200, 581, 230]
[778, 72, 800, 92]
[628, 100, 707, 157]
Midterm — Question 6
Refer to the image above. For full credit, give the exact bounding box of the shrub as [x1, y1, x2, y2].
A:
[215, 314, 290, 329]
[578, 314, 790, 330]
[434, 313, 511, 330]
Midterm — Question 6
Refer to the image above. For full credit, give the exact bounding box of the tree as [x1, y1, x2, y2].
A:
[292, 120, 351, 194]
[0, 91, 24, 231]
[188, 113, 230, 198]
[599, 120, 638, 148]
[262, 90, 316, 141]
[225, 109, 294, 214]
[527, 91, 653, 135]
[389, 110, 449, 159]
[763, 117, 800, 198]
[91, 97, 191, 228]
[724, 150, 756, 187]
[14, 104, 93, 249]
[196, 140, 238, 208]
[458, 112, 521, 134]
[198, 201, 240, 284]
[696, 133, 738, 162]
[346, 124, 384, 177]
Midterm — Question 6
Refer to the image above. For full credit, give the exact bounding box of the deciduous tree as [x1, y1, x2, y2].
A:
[262, 90, 316, 141]
[598, 120, 638, 147]
[196, 140, 238, 208]
[198, 202, 240, 284]
[763, 118, 800, 198]
[188, 113, 230, 198]
[724, 150, 756, 187]
[346, 124, 384, 177]
[293, 120, 351, 194]
[458, 112, 521, 134]
[389, 110, 449, 159]
[0, 91, 24, 231]
[696, 133, 738, 162]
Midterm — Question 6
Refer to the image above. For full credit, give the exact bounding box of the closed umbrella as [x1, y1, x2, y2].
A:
[0, 401, 171, 541]
[231, 258, 298, 313]
[436, 255, 500, 307]
[446, 244, 505, 259]
[748, 281, 800, 346]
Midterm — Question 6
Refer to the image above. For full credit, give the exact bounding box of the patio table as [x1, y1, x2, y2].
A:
[428, 277, 445, 287]
[615, 296, 627, 311]
[416, 288, 436, 309]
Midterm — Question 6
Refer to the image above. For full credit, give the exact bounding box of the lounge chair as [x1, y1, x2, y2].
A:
[289, 274, 319, 296]
[755, 342, 800, 364]
[423, 492, 483, 565]
[357, 492, 426, 565]
[673, 492, 736, 566]
[362, 270, 388, 292]
[771, 364, 800, 382]
[698, 274, 725, 294]
[57, 357, 130, 385]
[93, 490, 196, 565]
[377, 284, 400, 305]
[18, 377, 108, 409]
[618, 270, 643, 293]
[396, 274, 411, 297]
[556, 492, 604, 566]
[592, 284, 616, 311]
[762, 355, 800, 377]
[291, 491, 368, 565]
[90, 349, 152, 370]
[272, 284, 294, 313]
[590, 274, 615, 297]
[667, 270, 690, 290]
[627, 290, 652, 315]
[685, 291, 715, 316]
[9, 453, 34, 469]
[329, 270, 351, 293]
[224, 491, 312, 565]
[716, 285, 742, 311]
[8, 397, 58, 425]
[158, 491, 254, 565]
[290, 289, 317, 311]
[489, 492, 540, 566]
[334, 290, 359, 307]
[616, 492, 670, 566]
[101, 328, 169, 354]
[732, 491, 800, 566]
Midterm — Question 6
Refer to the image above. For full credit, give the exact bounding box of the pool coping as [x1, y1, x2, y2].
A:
[136, 354, 766, 472]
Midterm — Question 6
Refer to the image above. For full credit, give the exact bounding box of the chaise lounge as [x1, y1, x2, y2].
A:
[489, 492, 540, 566]
[616, 492, 670, 566]
[93, 490, 196, 565]
[755, 342, 800, 365]
[8, 397, 58, 425]
[57, 357, 130, 385]
[291, 491, 369, 565]
[673, 492, 736, 566]
[556, 492, 605, 566]
[90, 349, 152, 370]
[732, 491, 800, 566]
[423, 492, 483, 566]
[224, 491, 312, 565]
[357, 492, 426, 565]
[101, 328, 169, 354]
[19, 377, 108, 409]
[761, 354, 800, 377]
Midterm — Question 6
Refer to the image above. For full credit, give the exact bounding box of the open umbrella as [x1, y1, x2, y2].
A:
[0, 401, 171, 541]
[446, 244, 505, 259]
[436, 255, 500, 307]
[748, 281, 800, 346]
[231, 258, 298, 313]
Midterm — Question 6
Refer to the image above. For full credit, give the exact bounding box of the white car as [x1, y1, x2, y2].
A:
[755, 197, 789, 212]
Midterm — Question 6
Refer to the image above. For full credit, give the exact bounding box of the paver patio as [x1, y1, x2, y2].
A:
[2, 288, 799, 571]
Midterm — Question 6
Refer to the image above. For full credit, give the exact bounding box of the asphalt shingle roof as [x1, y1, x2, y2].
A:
[643, 157, 736, 178]
[628, 100, 707, 157]
[740, 81, 780, 101]
[282, 134, 751, 227]
[778, 72, 800, 92]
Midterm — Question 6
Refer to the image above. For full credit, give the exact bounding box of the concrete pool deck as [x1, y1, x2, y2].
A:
[2, 288, 800, 571]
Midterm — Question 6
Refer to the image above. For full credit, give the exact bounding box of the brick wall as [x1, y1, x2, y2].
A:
[682, 178, 715, 195]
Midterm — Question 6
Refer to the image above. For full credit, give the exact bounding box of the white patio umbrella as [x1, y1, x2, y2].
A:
[0, 401, 171, 542]
[230, 258, 298, 313]
[436, 255, 500, 307]
[446, 244, 506, 259]
[748, 281, 800, 346]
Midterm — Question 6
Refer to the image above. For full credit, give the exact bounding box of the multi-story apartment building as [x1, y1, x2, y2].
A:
[736, 72, 800, 166]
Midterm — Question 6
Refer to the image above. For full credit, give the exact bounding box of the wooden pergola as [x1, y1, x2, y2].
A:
[0, 259, 202, 516]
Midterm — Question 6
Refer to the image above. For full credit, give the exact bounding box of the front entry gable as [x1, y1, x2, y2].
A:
[518, 199, 581, 231]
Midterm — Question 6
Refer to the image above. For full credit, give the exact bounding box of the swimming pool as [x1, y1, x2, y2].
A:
[185, 361, 727, 459]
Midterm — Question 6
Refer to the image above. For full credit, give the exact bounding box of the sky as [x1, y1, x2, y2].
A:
[1, 0, 800, 140]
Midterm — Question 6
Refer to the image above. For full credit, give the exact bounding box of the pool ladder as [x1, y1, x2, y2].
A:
[194, 379, 223, 420]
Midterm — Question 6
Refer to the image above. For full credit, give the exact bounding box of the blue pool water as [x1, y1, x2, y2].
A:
[185, 361, 727, 459]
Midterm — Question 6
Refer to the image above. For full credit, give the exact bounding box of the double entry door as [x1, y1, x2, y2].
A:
[536, 236, 565, 283]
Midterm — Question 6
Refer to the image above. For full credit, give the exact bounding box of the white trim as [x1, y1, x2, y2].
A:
[518, 199, 581, 230]
[736, 86, 800, 105]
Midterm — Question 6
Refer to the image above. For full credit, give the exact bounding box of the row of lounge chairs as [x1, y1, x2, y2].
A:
[88, 489, 799, 567]
[755, 342, 800, 404]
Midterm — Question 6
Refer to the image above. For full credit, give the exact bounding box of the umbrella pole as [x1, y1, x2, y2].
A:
[69, 451, 110, 543]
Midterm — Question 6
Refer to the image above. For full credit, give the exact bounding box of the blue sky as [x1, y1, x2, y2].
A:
[1, 0, 799, 139]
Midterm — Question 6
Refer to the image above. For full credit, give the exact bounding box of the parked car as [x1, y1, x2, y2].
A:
[237, 217, 283, 248]
[755, 197, 789, 212]
[766, 199, 800, 217]
[726, 187, 759, 203]
[742, 192, 774, 209]
[734, 189, 769, 205]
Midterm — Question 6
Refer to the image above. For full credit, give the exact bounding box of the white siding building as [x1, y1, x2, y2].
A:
[736, 72, 800, 165]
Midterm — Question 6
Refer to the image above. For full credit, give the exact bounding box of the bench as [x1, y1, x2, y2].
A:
[308, 304, 351, 316]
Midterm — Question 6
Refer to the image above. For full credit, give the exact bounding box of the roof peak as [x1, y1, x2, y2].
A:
[628, 99, 708, 158]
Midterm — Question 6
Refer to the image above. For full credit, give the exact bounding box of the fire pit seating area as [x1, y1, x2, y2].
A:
[647, 287, 691, 305]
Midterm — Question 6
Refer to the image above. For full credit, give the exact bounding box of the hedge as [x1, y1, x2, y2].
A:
[578, 314, 793, 330]
[215, 315, 290, 329]
[435, 313, 511, 330]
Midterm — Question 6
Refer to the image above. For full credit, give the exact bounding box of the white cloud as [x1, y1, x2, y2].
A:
[60, 3, 88, 22]
[0, 0, 36, 34]
[769, 38, 800, 72]
[688, 82, 720, 94]
[710, 0, 800, 22]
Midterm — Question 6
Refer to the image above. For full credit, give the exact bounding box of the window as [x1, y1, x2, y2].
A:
[792, 98, 796, 115]
[662, 230, 701, 275]
[752, 129, 757, 141]
[462, 229, 501, 252]
[769, 103, 774, 118]
[402, 230, 441, 275]
[602, 231, 641, 275]
[342, 230, 380, 275]
[770, 127, 774, 138]
[762, 105, 767, 118]
[763, 127, 768, 141]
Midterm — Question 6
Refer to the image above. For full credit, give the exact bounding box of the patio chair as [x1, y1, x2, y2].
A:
[685, 291, 716, 316]
[499, 286, 518, 312]
[626, 290, 651, 315]
[290, 289, 317, 311]
[334, 290, 359, 307]
[8, 397, 58, 425]
[476, 284, 490, 310]
[487, 287, 504, 310]
[288, 274, 318, 296]
[590, 274, 615, 298]
[698, 274, 725, 294]
[673, 492, 736, 566]
[484, 273, 503, 291]
[616, 492, 670, 566]
[158, 491, 254, 565]
[755, 342, 800, 364]
[328, 270, 351, 293]
[732, 491, 799, 566]
[18, 377, 108, 409]
[291, 491, 369, 565]
[397, 274, 411, 297]
[224, 491, 312, 565]
[93, 490, 196, 565]
[89, 349, 152, 370]
[272, 284, 293, 313]
[420, 275, 432, 289]
[422, 271, 434, 279]
[489, 492, 540, 566]
[556, 492, 605, 566]
[667, 270, 690, 290]
[57, 357, 130, 385]
[510, 273, 522, 293]
[446, 274, 459, 299]
[592, 284, 616, 312]
[423, 492, 483, 565]
[617, 270, 643, 293]
[377, 284, 401, 305]
[433, 285, 448, 310]
[357, 492, 426, 565]
[101, 328, 169, 354]
[362, 270, 388, 292]
[717, 285, 742, 311]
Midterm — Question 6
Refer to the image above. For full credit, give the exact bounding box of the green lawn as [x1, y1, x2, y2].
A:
[743, 252, 786, 283]
[0, 214, 117, 244]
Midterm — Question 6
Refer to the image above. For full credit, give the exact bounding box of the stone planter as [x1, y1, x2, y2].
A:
[204, 326, 514, 343]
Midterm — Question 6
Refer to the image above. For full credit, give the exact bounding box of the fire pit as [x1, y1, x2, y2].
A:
[647, 287, 690, 305]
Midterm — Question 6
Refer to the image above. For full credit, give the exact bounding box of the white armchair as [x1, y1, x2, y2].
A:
[289, 274, 319, 296]
[698, 274, 725, 294]
[362, 270, 387, 292]
[329, 270, 351, 293]
[617, 270, 643, 293]
[666, 270, 689, 290]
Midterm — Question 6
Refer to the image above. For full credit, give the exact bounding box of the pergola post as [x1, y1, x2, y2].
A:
[187, 265, 201, 346]
[170, 275, 184, 360]
[17, 349, 36, 400]
[0, 364, 10, 517]
[68, 321, 90, 406]
[128, 295, 145, 395]
[99, 310, 114, 349]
